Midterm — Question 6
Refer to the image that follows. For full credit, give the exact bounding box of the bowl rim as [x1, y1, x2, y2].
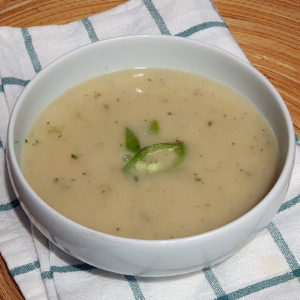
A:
[6, 34, 296, 246]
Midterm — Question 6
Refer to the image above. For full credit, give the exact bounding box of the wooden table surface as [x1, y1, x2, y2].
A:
[0, 0, 299, 298]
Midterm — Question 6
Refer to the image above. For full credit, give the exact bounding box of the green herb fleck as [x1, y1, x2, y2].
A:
[82, 172, 86, 175]
[193, 89, 199, 96]
[46, 121, 50, 125]
[208, 121, 213, 127]
[116, 227, 120, 231]
[71, 154, 78, 159]
[54, 177, 59, 183]
[134, 175, 139, 182]
[76, 112, 83, 119]
[147, 78, 152, 82]
[149, 120, 160, 135]
[232, 142, 236, 145]
[167, 112, 173, 116]
[48, 126, 63, 137]
[25, 139, 28, 143]
[125, 127, 141, 153]
[116, 98, 120, 102]
[32, 139, 40, 146]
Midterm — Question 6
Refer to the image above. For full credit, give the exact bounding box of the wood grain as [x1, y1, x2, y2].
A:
[0, 253, 23, 299]
[214, 0, 300, 135]
[0, 1, 299, 299]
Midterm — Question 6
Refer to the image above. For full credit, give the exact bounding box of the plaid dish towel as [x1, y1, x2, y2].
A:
[0, 0, 299, 299]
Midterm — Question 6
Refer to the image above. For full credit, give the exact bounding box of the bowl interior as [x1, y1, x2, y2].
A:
[11, 35, 291, 194]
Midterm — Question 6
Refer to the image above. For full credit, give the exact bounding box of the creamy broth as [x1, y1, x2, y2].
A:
[22, 68, 278, 239]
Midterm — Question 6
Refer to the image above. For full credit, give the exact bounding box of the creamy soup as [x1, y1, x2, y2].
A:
[22, 68, 278, 239]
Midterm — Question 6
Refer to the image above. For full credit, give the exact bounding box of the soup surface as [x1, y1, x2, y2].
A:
[22, 68, 278, 239]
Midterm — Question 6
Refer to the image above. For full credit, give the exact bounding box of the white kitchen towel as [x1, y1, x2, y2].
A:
[0, 0, 299, 299]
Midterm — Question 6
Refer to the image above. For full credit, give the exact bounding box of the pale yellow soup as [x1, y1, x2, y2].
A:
[22, 68, 278, 240]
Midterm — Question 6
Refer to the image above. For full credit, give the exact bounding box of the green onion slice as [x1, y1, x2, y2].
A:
[125, 127, 141, 153]
[122, 142, 186, 176]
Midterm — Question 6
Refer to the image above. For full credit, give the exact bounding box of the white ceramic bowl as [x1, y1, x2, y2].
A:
[6, 35, 295, 277]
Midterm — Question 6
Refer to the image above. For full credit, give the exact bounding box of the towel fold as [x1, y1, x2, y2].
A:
[0, 0, 299, 299]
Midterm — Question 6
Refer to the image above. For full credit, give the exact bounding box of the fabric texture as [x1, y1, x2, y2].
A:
[0, 0, 299, 299]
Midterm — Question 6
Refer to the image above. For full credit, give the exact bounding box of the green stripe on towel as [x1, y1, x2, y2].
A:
[176, 21, 227, 37]
[10, 260, 40, 277]
[143, 0, 170, 35]
[40, 263, 145, 299]
[0, 199, 20, 212]
[268, 222, 300, 272]
[2, 77, 30, 87]
[124, 275, 145, 300]
[217, 269, 300, 300]
[41, 270, 53, 280]
[279, 194, 300, 213]
[203, 267, 228, 299]
[21, 28, 42, 73]
[81, 18, 99, 43]
[51, 263, 96, 273]
[41, 263, 95, 279]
